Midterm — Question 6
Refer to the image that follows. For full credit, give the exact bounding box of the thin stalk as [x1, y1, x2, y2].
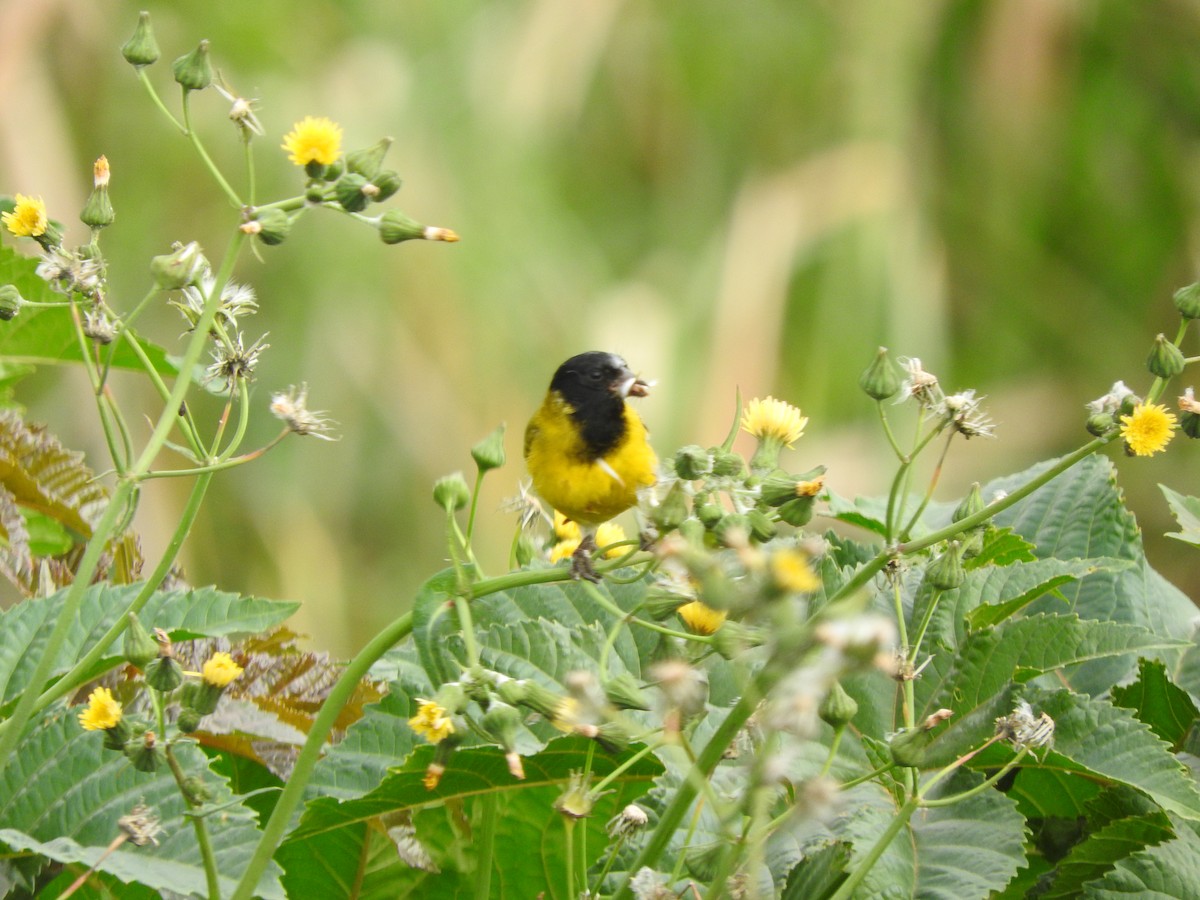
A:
[827, 795, 918, 900]
[216, 380, 252, 463]
[228, 610, 415, 900]
[579, 581, 712, 644]
[118, 328, 205, 457]
[876, 401, 904, 460]
[181, 92, 243, 209]
[907, 587, 944, 667]
[166, 746, 222, 900]
[137, 69, 185, 133]
[899, 429, 955, 541]
[474, 793, 498, 900]
[589, 740, 664, 796]
[819, 726, 845, 778]
[890, 576, 914, 729]
[465, 471, 484, 546]
[564, 817, 577, 899]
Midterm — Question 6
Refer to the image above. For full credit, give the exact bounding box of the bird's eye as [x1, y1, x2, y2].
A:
[588, 370, 604, 381]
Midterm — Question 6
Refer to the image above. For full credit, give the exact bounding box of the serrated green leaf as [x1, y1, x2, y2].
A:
[305, 688, 419, 802]
[824, 491, 889, 537]
[1111, 658, 1200, 749]
[1080, 815, 1200, 897]
[280, 736, 661, 899]
[0, 244, 181, 376]
[0, 583, 298, 706]
[781, 841, 850, 900]
[1041, 810, 1174, 900]
[963, 558, 1128, 631]
[963, 527, 1038, 569]
[0, 707, 283, 898]
[1007, 767, 1103, 819]
[20, 508, 72, 557]
[917, 615, 1187, 766]
[1160, 484, 1200, 546]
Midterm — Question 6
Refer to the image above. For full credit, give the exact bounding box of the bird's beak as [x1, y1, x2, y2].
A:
[616, 370, 653, 398]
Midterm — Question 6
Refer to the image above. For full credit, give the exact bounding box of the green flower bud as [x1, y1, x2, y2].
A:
[711, 450, 746, 478]
[888, 726, 932, 768]
[760, 474, 801, 507]
[924, 542, 964, 591]
[1118, 393, 1140, 419]
[696, 502, 725, 530]
[432, 472, 470, 511]
[586, 720, 633, 754]
[960, 528, 985, 560]
[121, 12, 160, 67]
[177, 708, 203, 733]
[150, 241, 207, 290]
[603, 673, 651, 710]
[1086, 412, 1116, 437]
[711, 620, 764, 660]
[777, 495, 816, 528]
[182, 775, 214, 804]
[253, 208, 291, 246]
[345, 137, 393, 179]
[859, 346, 902, 401]
[677, 517, 706, 548]
[433, 682, 468, 714]
[471, 424, 506, 473]
[952, 483, 985, 525]
[642, 584, 688, 620]
[0, 285, 23, 321]
[1174, 281, 1200, 320]
[189, 681, 224, 716]
[370, 170, 402, 202]
[1182, 411, 1200, 439]
[335, 173, 371, 213]
[497, 679, 563, 719]
[651, 481, 689, 534]
[304, 184, 327, 203]
[673, 445, 711, 480]
[482, 700, 522, 752]
[80, 184, 114, 230]
[123, 613, 159, 670]
[746, 508, 777, 542]
[1147, 334, 1186, 379]
[171, 40, 213, 92]
[125, 731, 166, 772]
[713, 513, 751, 547]
[144, 656, 183, 693]
[101, 717, 134, 751]
[379, 210, 456, 244]
[515, 532, 538, 567]
[818, 681, 859, 728]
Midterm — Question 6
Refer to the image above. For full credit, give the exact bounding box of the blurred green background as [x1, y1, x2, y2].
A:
[3, 0, 1199, 656]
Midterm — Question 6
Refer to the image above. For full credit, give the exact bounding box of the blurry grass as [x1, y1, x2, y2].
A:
[2, 1, 1200, 654]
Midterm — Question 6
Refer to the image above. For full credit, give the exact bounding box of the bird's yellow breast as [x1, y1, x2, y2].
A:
[524, 394, 657, 526]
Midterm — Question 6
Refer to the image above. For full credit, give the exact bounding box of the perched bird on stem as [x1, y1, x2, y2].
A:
[524, 351, 658, 581]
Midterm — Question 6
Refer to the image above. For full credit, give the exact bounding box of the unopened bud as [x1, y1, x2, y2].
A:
[121, 11, 160, 67]
[859, 346, 902, 401]
[335, 174, 371, 213]
[1086, 411, 1116, 437]
[345, 137, 394, 179]
[370, 170, 402, 202]
[251, 208, 291, 246]
[125, 731, 165, 772]
[711, 620, 764, 660]
[123, 613, 159, 670]
[379, 210, 459, 245]
[710, 450, 746, 478]
[150, 241, 207, 290]
[176, 708, 203, 733]
[651, 481, 689, 534]
[80, 157, 114, 229]
[777, 495, 816, 527]
[471, 424, 506, 473]
[818, 681, 859, 728]
[1174, 281, 1200, 320]
[144, 656, 183, 693]
[171, 40, 213, 92]
[924, 542, 964, 591]
[952, 483, 985, 525]
[888, 726, 932, 767]
[603, 673, 651, 710]
[432, 472, 470, 511]
[673, 445, 711, 480]
[1147, 334, 1186, 379]
[746, 508, 777, 542]
[0, 285, 22, 321]
[482, 701, 522, 755]
[713, 513, 751, 547]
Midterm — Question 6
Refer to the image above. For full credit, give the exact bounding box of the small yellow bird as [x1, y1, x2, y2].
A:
[525, 351, 658, 581]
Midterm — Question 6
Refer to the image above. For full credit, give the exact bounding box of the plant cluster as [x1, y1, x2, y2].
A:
[3, 12, 1200, 900]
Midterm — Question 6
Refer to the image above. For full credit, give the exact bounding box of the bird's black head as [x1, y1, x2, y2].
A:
[549, 351, 649, 458]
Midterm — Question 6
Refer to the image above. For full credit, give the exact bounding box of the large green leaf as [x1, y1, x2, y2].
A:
[0, 244, 180, 376]
[279, 736, 662, 899]
[1080, 815, 1200, 898]
[1111, 658, 1200, 750]
[305, 687, 419, 802]
[0, 707, 283, 898]
[1041, 810, 1174, 900]
[1160, 484, 1200, 546]
[0, 583, 298, 706]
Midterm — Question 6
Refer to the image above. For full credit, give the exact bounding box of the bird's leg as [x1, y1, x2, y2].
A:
[570, 530, 602, 583]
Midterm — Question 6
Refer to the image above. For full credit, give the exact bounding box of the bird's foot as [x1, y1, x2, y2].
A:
[570, 534, 602, 583]
[638, 529, 657, 552]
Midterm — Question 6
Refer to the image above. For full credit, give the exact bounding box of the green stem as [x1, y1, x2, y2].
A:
[919, 746, 1028, 808]
[589, 740, 663, 796]
[819, 726, 845, 778]
[578, 581, 711, 644]
[137, 69, 185, 133]
[166, 746, 222, 900]
[465, 471, 484, 546]
[181, 91, 243, 209]
[907, 587, 944, 667]
[827, 795, 919, 900]
[228, 610, 415, 900]
[3, 473, 213, 728]
[0, 478, 134, 766]
[839, 761, 896, 790]
[216, 379, 252, 463]
[877, 401, 904, 460]
[890, 577, 914, 730]
[474, 793, 498, 900]
[899, 429, 955, 541]
[118, 328, 205, 457]
[564, 817, 577, 899]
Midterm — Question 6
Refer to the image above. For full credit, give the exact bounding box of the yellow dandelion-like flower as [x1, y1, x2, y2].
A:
[1120, 403, 1177, 457]
[794, 475, 825, 498]
[78, 686, 122, 731]
[281, 116, 343, 167]
[201, 652, 244, 688]
[550, 521, 628, 562]
[676, 600, 726, 635]
[741, 397, 808, 447]
[2, 194, 48, 238]
[553, 511, 582, 542]
[771, 549, 821, 594]
[408, 699, 455, 744]
[550, 697, 581, 732]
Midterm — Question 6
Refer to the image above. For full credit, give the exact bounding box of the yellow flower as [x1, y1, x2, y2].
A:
[794, 475, 825, 497]
[202, 652, 244, 687]
[550, 697, 581, 732]
[2, 194, 48, 237]
[78, 686, 122, 731]
[409, 699, 455, 744]
[676, 600, 726, 635]
[1120, 403, 1177, 457]
[771, 549, 821, 594]
[549, 521, 628, 562]
[741, 397, 808, 447]
[281, 116, 343, 167]
[553, 511, 581, 542]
